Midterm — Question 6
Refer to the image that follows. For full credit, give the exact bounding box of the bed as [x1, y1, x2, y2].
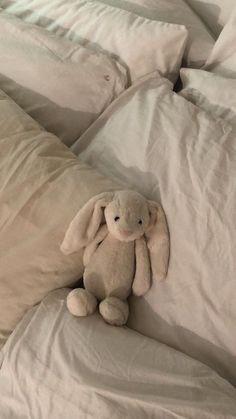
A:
[0, 0, 236, 417]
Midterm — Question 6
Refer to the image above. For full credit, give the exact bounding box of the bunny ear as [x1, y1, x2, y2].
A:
[60, 191, 114, 255]
[145, 201, 170, 281]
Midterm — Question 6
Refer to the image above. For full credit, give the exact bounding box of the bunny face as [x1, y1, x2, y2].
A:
[104, 191, 150, 242]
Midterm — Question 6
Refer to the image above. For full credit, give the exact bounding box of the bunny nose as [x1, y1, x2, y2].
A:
[122, 229, 132, 236]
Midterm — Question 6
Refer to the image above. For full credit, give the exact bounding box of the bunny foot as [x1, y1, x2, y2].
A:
[99, 297, 129, 326]
[67, 289, 97, 317]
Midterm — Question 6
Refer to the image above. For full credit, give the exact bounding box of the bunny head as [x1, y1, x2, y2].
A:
[61, 190, 170, 281]
[104, 190, 151, 242]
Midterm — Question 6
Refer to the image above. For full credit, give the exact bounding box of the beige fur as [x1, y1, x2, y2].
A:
[61, 190, 169, 326]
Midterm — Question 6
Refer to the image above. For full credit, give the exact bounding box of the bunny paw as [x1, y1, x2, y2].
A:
[99, 297, 129, 326]
[67, 289, 97, 317]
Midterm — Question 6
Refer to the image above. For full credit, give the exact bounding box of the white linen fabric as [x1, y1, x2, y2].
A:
[186, 0, 234, 36]
[72, 73, 236, 386]
[96, 0, 216, 67]
[0, 12, 127, 147]
[204, 5, 236, 78]
[180, 68, 236, 125]
[0, 88, 119, 349]
[0, 0, 189, 83]
[0, 0, 215, 69]
[1, 288, 236, 419]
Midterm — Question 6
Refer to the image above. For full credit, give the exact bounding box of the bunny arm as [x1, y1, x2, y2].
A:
[132, 237, 151, 297]
[83, 224, 108, 267]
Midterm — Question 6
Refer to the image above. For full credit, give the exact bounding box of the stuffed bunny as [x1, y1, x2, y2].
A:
[61, 190, 169, 326]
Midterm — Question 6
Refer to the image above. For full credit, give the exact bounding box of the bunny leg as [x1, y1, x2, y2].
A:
[67, 288, 97, 317]
[99, 297, 129, 326]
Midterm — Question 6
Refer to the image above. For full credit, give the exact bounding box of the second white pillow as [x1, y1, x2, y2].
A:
[0, 12, 127, 146]
[0, 0, 188, 83]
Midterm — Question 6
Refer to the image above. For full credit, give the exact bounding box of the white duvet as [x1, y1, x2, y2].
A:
[1, 289, 236, 419]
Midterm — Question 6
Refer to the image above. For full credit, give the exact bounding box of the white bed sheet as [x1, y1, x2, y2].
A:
[1, 289, 236, 419]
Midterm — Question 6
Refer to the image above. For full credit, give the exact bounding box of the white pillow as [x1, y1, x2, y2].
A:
[0, 0, 188, 83]
[180, 68, 236, 125]
[204, 5, 236, 78]
[97, 0, 215, 67]
[0, 88, 119, 349]
[1, 0, 215, 69]
[72, 73, 236, 387]
[184, 0, 234, 37]
[0, 13, 126, 147]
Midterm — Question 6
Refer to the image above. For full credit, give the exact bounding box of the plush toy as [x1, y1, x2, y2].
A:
[61, 190, 169, 326]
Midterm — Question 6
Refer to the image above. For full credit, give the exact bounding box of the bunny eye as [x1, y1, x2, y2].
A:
[114, 216, 120, 222]
[138, 220, 143, 225]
